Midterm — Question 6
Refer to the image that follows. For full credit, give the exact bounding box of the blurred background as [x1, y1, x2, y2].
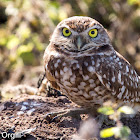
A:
[0, 0, 140, 87]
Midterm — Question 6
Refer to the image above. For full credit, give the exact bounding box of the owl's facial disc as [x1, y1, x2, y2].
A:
[51, 16, 111, 53]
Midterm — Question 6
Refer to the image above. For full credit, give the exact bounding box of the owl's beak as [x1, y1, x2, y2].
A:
[76, 36, 83, 51]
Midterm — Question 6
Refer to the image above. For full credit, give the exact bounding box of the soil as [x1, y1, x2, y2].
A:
[0, 89, 140, 140]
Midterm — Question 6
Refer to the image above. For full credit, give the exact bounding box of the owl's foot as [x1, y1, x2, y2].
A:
[44, 108, 90, 122]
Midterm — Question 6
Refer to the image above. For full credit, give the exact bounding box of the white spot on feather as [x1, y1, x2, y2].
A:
[116, 58, 119, 61]
[84, 62, 88, 66]
[63, 67, 68, 72]
[69, 69, 73, 75]
[136, 97, 139, 102]
[71, 87, 78, 91]
[70, 76, 76, 83]
[135, 82, 137, 88]
[89, 91, 96, 96]
[50, 51, 60, 57]
[21, 105, 27, 111]
[83, 75, 89, 80]
[131, 99, 134, 102]
[23, 102, 28, 105]
[76, 64, 80, 68]
[55, 71, 59, 77]
[121, 86, 126, 93]
[117, 92, 123, 99]
[112, 77, 115, 82]
[88, 66, 95, 72]
[45, 64, 48, 69]
[106, 83, 110, 89]
[83, 93, 90, 98]
[103, 74, 106, 78]
[89, 79, 94, 84]
[71, 60, 78, 64]
[123, 90, 128, 99]
[80, 82, 86, 86]
[136, 77, 139, 82]
[27, 108, 36, 116]
[60, 70, 64, 75]
[17, 111, 24, 115]
[113, 55, 116, 59]
[90, 83, 96, 88]
[126, 66, 129, 73]
[54, 63, 58, 68]
[78, 85, 84, 90]
[94, 86, 100, 92]
[118, 71, 122, 84]
[64, 81, 71, 86]
[57, 59, 61, 63]
[78, 90, 83, 95]
[131, 69, 133, 75]
[118, 62, 122, 66]
[92, 61, 95, 65]
[62, 62, 66, 66]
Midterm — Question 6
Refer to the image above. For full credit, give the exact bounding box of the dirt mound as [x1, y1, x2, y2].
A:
[0, 89, 140, 140]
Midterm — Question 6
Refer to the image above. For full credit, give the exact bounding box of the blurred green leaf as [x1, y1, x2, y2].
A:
[127, 0, 140, 5]
[49, 1, 60, 9]
[20, 28, 31, 39]
[17, 44, 35, 65]
[100, 126, 131, 139]
[20, 52, 34, 65]
[119, 126, 131, 139]
[58, 8, 68, 21]
[7, 35, 20, 49]
[98, 106, 114, 115]
[118, 106, 135, 114]
[100, 127, 119, 138]
[0, 37, 7, 46]
[32, 35, 44, 51]
[9, 53, 17, 62]
[17, 44, 33, 56]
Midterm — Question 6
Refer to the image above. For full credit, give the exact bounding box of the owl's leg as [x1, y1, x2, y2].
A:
[45, 108, 91, 122]
[36, 73, 48, 95]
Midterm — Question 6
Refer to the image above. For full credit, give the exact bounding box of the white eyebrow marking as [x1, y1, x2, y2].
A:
[58, 25, 79, 35]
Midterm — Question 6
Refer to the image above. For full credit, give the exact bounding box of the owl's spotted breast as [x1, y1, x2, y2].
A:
[45, 52, 109, 107]
[44, 43, 140, 108]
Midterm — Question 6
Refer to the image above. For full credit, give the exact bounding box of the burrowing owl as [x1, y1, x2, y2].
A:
[44, 16, 140, 111]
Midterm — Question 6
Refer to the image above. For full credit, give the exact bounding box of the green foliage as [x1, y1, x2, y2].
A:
[0, 27, 44, 68]
[98, 106, 114, 115]
[98, 103, 135, 140]
[118, 106, 135, 114]
[101, 126, 131, 140]
[127, 0, 140, 6]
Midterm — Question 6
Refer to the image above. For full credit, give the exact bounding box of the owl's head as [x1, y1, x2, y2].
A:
[50, 16, 111, 54]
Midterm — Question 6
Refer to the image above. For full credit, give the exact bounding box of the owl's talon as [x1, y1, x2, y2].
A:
[52, 116, 62, 122]
[44, 110, 67, 122]
[44, 108, 90, 123]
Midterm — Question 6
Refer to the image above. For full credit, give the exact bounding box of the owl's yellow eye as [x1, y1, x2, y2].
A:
[88, 29, 98, 38]
[62, 28, 71, 37]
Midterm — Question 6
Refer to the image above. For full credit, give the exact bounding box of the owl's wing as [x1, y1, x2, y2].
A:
[95, 51, 140, 102]
[43, 44, 60, 90]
